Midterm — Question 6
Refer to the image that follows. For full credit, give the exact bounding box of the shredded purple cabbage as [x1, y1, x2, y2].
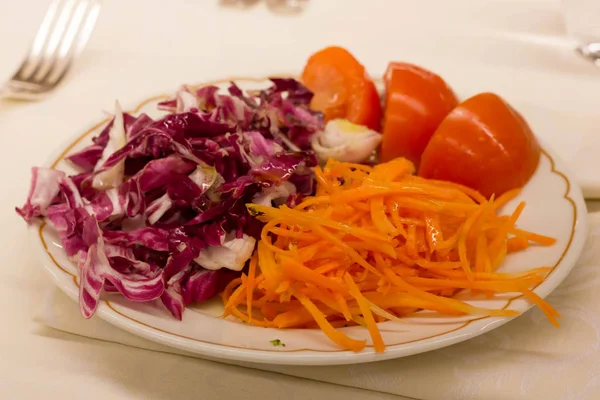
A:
[17, 79, 322, 320]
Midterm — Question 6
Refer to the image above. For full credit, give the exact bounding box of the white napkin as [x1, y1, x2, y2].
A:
[36, 212, 600, 400]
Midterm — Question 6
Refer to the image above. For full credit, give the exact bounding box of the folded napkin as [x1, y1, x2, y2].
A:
[36, 212, 600, 400]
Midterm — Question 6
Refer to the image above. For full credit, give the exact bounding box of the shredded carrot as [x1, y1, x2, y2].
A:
[246, 254, 258, 322]
[510, 228, 557, 246]
[344, 274, 385, 352]
[225, 158, 558, 353]
[296, 293, 366, 351]
[507, 236, 530, 253]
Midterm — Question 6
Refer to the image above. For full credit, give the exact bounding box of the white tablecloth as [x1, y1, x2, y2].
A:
[2, 0, 598, 399]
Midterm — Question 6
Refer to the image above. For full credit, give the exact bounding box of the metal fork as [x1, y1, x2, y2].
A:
[1, 0, 101, 101]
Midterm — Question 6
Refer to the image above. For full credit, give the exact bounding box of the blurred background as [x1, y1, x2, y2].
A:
[0, 0, 595, 110]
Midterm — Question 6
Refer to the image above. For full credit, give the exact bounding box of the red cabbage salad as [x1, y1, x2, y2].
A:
[17, 79, 328, 320]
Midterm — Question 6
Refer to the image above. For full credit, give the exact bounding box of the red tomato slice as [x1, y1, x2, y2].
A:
[380, 63, 458, 165]
[301, 47, 382, 130]
[419, 92, 541, 198]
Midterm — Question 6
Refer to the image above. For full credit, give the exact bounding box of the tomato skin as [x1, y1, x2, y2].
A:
[418, 92, 541, 198]
[346, 79, 382, 132]
[301, 46, 382, 130]
[380, 63, 458, 165]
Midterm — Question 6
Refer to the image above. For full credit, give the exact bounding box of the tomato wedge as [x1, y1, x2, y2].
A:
[301, 47, 382, 130]
[419, 92, 541, 198]
[380, 63, 458, 165]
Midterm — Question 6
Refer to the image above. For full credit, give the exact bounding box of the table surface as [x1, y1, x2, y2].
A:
[1, 0, 594, 399]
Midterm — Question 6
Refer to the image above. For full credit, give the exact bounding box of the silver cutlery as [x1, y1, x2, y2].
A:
[1, 0, 101, 101]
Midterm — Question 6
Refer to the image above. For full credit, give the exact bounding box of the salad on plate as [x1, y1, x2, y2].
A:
[17, 46, 559, 353]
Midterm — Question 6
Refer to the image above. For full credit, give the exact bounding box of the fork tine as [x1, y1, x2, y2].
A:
[12, 0, 62, 81]
[50, 2, 101, 87]
[40, 0, 99, 86]
[4, 0, 100, 100]
[71, 1, 101, 56]
[28, 0, 78, 82]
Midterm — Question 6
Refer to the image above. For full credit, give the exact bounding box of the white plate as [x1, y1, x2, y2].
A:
[33, 78, 588, 365]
